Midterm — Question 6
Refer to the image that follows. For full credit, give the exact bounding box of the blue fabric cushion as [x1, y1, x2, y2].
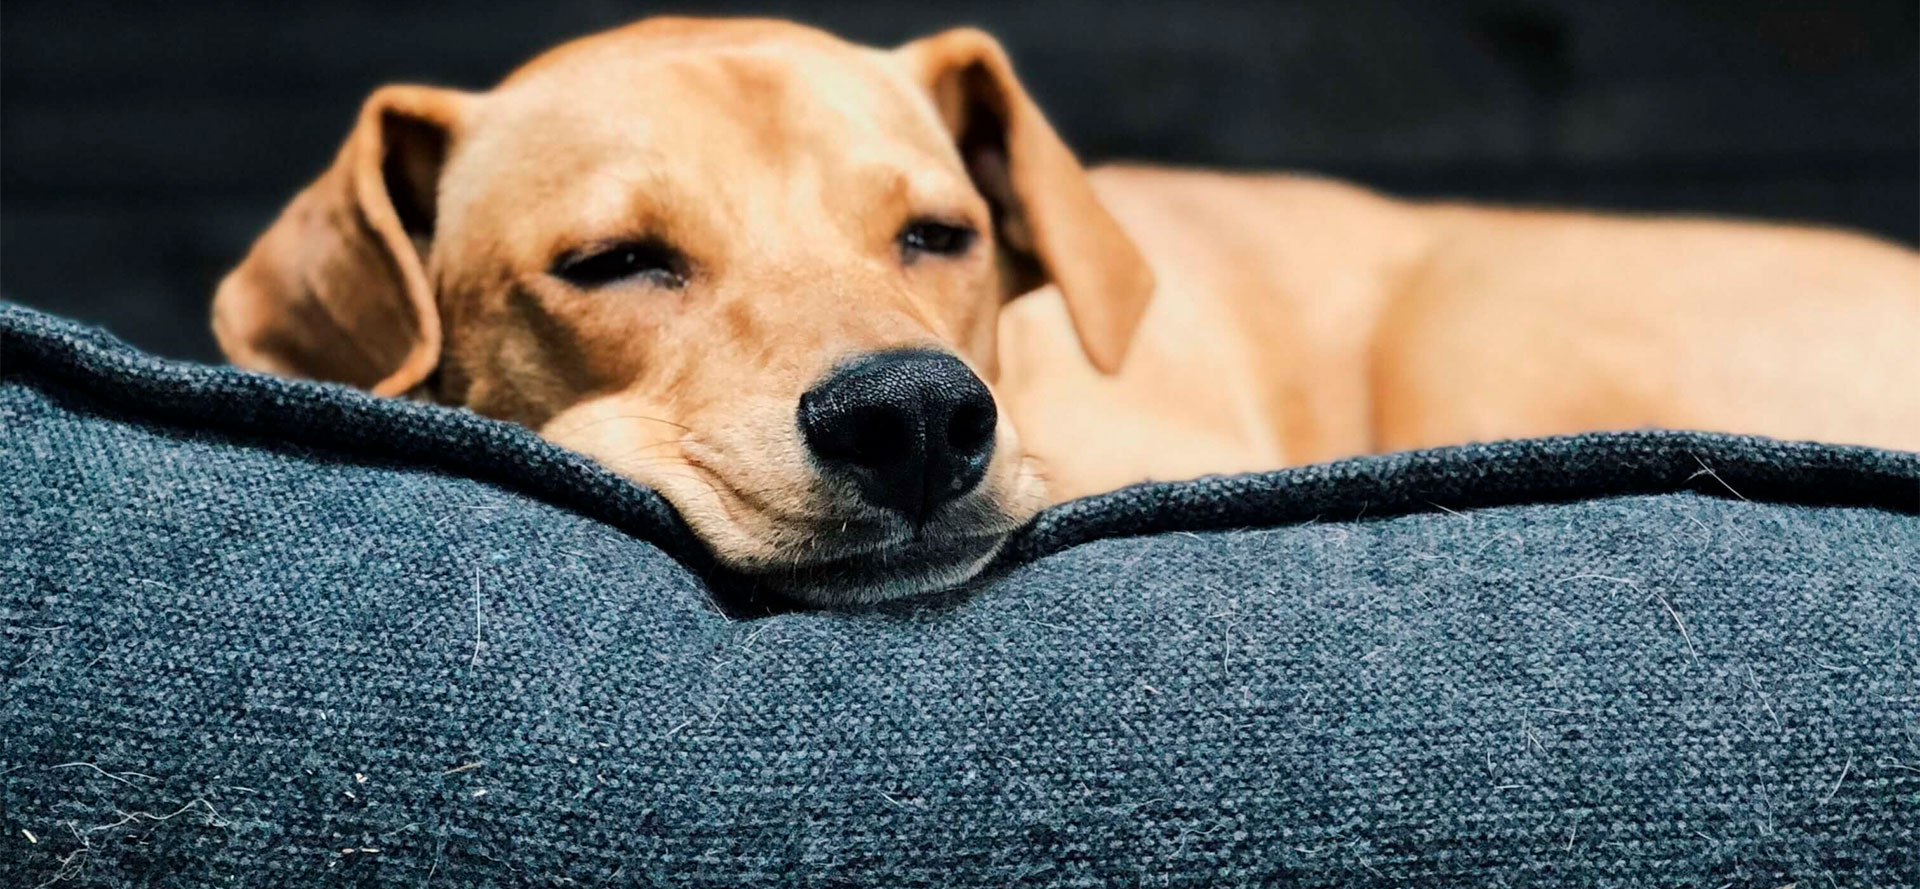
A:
[3, 302, 1916, 887]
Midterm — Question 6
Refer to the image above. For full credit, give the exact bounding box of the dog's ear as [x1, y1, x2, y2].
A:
[212, 85, 470, 397]
[898, 28, 1155, 373]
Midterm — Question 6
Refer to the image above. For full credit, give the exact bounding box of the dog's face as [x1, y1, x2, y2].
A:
[211, 19, 1153, 604]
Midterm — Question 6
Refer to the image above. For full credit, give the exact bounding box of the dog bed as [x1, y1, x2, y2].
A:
[4, 302, 1916, 887]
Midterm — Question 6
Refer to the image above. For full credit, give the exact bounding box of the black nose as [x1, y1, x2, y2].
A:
[798, 350, 998, 522]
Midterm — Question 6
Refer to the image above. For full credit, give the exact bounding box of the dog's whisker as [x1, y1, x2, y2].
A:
[628, 439, 691, 452]
[598, 450, 698, 469]
[580, 435, 702, 468]
[547, 412, 695, 440]
[619, 468, 729, 500]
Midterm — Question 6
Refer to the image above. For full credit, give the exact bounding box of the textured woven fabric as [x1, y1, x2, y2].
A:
[3, 302, 1918, 887]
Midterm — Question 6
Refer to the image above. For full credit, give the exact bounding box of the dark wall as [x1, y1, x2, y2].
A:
[4, 1, 1916, 363]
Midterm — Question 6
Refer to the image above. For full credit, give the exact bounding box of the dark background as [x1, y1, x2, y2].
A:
[4, 1, 1916, 363]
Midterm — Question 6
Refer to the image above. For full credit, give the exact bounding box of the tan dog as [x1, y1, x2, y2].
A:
[213, 17, 1920, 604]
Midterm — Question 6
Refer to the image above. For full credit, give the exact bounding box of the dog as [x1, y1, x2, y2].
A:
[213, 17, 1920, 604]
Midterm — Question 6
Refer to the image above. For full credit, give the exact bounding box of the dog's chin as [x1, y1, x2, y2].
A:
[731, 531, 1010, 607]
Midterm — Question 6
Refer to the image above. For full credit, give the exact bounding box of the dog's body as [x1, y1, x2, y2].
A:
[214, 18, 1920, 603]
[1006, 168, 1920, 499]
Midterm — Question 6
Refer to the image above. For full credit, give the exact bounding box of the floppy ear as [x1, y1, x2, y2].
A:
[898, 28, 1155, 373]
[212, 85, 470, 397]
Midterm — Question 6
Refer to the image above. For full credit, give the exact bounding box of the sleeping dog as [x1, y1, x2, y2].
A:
[213, 17, 1920, 604]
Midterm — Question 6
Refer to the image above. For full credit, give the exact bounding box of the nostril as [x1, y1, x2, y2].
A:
[802, 394, 910, 468]
[946, 401, 995, 457]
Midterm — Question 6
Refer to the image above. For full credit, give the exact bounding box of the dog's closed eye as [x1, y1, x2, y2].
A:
[551, 239, 689, 289]
[898, 218, 976, 261]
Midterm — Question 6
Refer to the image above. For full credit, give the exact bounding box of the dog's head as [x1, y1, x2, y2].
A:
[212, 19, 1153, 604]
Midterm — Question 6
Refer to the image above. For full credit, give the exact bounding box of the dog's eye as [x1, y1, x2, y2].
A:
[551, 240, 687, 289]
[897, 219, 976, 259]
